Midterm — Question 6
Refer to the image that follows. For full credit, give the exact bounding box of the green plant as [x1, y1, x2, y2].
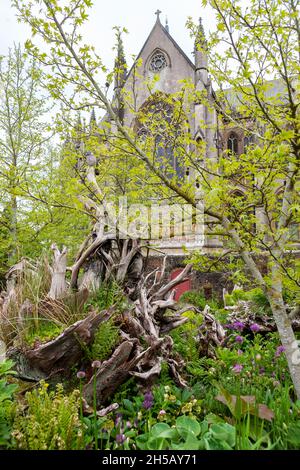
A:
[170, 309, 202, 363]
[224, 289, 248, 306]
[90, 319, 120, 361]
[86, 281, 127, 312]
[0, 360, 18, 448]
[136, 415, 236, 450]
[247, 288, 271, 313]
[13, 381, 84, 450]
[180, 290, 221, 311]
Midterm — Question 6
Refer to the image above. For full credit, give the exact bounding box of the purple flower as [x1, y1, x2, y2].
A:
[232, 364, 243, 374]
[259, 367, 265, 374]
[275, 345, 286, 357]
[76, 371, 86, 379]
[126, 421, 132, 429]
[250, 323, 260, 333]
[91, 360, 101, 369]
[142, 390, 154, 410]
[115, 413, 123, 427]
[158, 409, 166, 416]
[233, 321, 245, 331]
[116, 433, 126, 445]
[235, 335, 244, 344]
[237, 349, 243, 356]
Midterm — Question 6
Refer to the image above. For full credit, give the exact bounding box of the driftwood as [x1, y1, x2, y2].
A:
[1, 153, 197, 405]
[7, 308, 114, 380]
[198, 305, 226, 358]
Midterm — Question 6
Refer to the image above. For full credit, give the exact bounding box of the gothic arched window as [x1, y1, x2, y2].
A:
[227, 133, 238, 155]
[136, 93, 186, 180]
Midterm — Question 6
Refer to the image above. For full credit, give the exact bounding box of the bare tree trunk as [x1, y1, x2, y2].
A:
[267, 275, 300, 399]
[48, 244, 68, 299]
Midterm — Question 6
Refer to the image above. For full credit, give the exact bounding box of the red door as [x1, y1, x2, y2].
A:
[170, 268, 191, 301]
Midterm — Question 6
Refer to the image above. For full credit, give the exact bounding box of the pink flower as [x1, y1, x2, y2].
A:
[116, 433, 126, 444]
[232, 364, 243, 374]
[76, 371, 86, 379]
[91, 360, 101, 369]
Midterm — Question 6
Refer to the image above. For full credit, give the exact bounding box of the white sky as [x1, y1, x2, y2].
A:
[0, 0, 216, 69]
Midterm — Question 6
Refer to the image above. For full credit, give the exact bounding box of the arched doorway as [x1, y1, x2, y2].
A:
[170, 268, 191, 301]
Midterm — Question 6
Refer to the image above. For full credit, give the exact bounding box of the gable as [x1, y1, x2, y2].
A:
[124, 19, 195, 118]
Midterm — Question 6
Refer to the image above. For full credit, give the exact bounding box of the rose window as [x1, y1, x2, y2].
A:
[150, 52, 167, 72]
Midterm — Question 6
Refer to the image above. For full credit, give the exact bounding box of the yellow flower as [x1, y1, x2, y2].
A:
[181, 403, 192, 413]
[105, 419, 115, 431]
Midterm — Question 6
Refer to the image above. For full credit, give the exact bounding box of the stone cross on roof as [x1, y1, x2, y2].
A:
[155, 9, 162, 21]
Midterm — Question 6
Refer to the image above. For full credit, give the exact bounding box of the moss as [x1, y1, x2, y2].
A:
[24, 321, 63, 347]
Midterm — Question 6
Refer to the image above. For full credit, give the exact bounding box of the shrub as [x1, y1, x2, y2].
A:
[247, 288, 270, 310]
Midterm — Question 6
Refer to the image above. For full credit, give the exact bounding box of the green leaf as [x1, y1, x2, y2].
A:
[175, 416, 201, 438]
[122, 398, 134, 412]
[210, 423, 236, 447]
[149, 423, 177, 439]
[147, 437, 169, 450]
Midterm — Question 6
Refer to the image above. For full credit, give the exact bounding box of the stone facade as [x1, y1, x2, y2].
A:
[103, 13, 297, 296]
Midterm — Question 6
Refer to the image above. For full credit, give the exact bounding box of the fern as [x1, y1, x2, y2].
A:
[90, 319, 120, 361]
[87, 281, 127, 312]
[13, 381, 84, 450]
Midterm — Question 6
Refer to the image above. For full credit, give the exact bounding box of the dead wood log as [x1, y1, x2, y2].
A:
[83, 341, 136, 406]
[7, 308, 114, 379]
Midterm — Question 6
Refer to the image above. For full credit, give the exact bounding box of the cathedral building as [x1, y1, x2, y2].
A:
[95, 11, 297, 298]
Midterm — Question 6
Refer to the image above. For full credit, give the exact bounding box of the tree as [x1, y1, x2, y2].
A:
[0, 45, 53, 272]
[12, 0, 300, 397]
